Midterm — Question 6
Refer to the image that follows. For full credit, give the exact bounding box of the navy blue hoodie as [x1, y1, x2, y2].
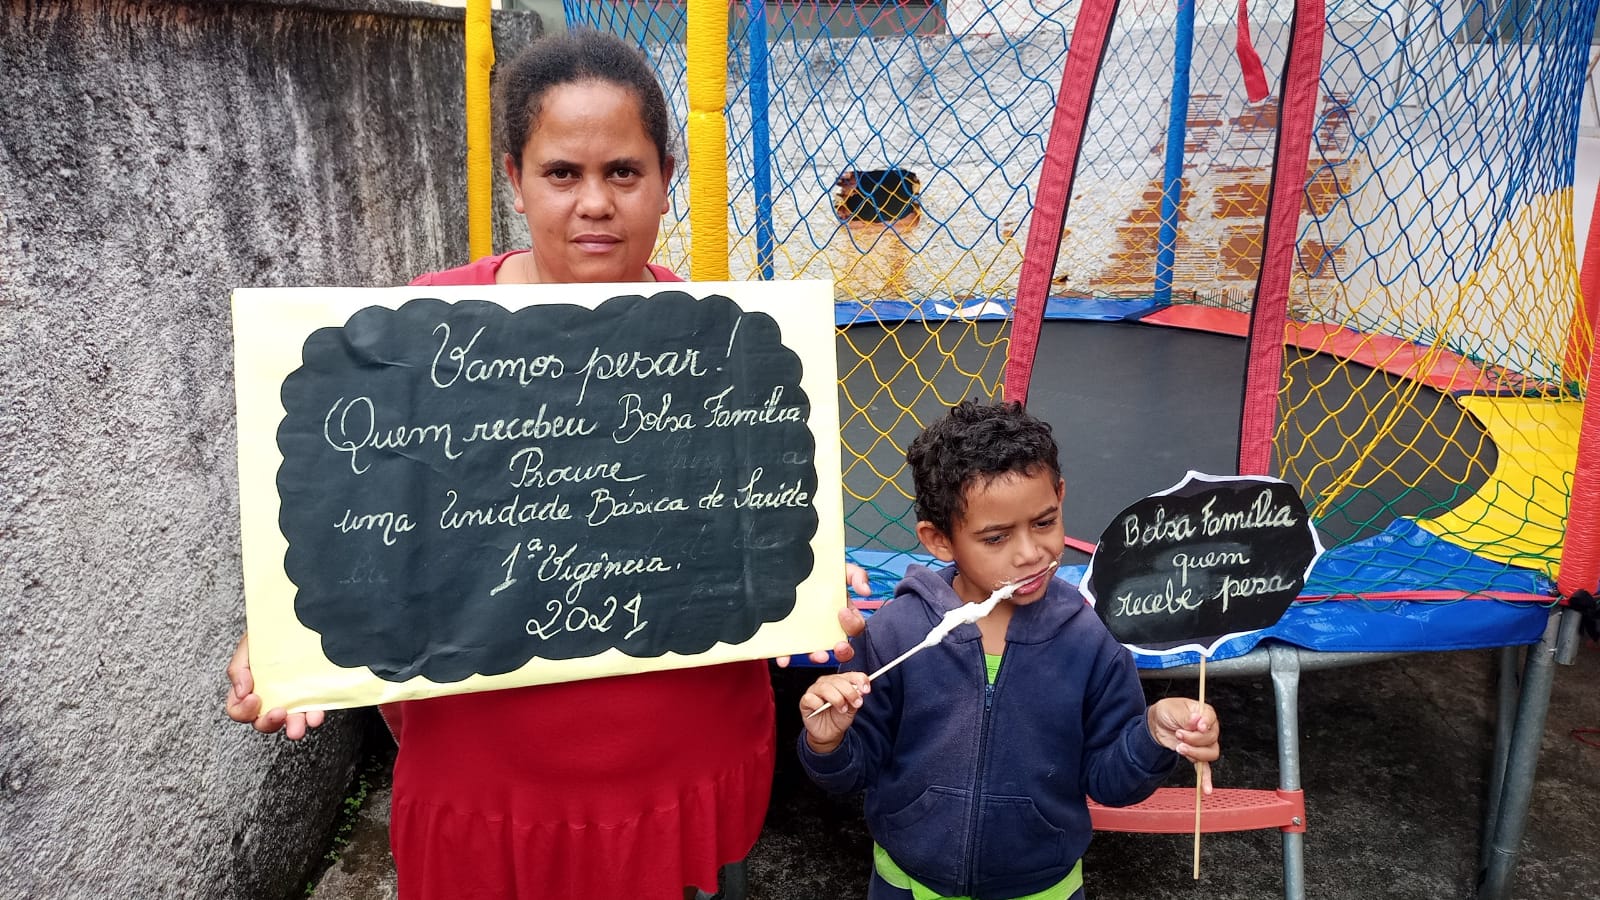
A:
[798, 564, 1176, 899]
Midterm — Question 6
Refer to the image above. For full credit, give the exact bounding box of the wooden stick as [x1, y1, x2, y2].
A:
[1193, 654, 1206, 880]
[805, 564, 1056, 721]
[803, 641, 922, 720]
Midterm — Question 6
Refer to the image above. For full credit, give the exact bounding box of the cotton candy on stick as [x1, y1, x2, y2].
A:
[805, 561, 1058, 720]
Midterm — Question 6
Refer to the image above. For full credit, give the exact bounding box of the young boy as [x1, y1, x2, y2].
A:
[800, 400, 1220, 900]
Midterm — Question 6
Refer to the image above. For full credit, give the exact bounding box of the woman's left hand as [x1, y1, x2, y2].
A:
[774, 563, 871, 667]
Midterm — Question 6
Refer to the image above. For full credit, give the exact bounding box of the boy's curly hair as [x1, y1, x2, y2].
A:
[906, 399, 1061, 534]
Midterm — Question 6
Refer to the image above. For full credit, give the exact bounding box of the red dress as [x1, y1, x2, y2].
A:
[388, 251, 775, 898]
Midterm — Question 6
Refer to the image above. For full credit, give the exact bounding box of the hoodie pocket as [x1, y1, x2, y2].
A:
[974, 795, 1068, 882]
[877, 785, 971, 887]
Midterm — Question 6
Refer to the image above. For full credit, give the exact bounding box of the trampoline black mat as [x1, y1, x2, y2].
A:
[837, 318, 1494, 555]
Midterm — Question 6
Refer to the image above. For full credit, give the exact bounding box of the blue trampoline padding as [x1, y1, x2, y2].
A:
[841, 532, 1554, 671]
[1123, 596, 1552, 670]
[1305, 519, 1553, 597]
[834, 296, 1165, 328]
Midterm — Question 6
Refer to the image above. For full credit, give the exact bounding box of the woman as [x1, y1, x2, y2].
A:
[226, 31, 867, 898]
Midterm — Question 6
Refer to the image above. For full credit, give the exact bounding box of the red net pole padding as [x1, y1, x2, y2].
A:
[1562, 178, 1600, 389]
[1003, 0, 1122, 406]
[1558, 177, 1600, 598]
[1558, 372, 1600, 599]
[1236, 0, 1324, 476]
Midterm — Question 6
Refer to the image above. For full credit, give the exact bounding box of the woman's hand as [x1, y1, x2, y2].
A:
[799, 671, 870, 753]
[226, 634, 325, 741]
[775, 563, 871, 667]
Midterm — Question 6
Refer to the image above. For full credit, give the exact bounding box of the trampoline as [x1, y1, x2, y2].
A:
[836, 296, 1555, 656]
[833, 300, 1559, 900]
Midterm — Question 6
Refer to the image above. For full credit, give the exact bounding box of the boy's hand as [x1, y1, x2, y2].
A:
[1147, 698, 1220, 793]
[775, 563, 871, 668]
[800, 671, 871, 753]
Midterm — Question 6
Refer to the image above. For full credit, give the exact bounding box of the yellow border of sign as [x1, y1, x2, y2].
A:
[231, 280, 842, 713]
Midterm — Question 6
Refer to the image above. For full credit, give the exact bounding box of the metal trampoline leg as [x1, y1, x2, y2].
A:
[1479, 644, 1520, 872]
[1477, 612, 1562, 900]
[1269, 644, 1305, 900]
[1555, 605, 1584, 666]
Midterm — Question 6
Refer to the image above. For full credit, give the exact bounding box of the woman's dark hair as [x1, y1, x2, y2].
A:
[495, 30, 672, 170]
[906, 399, 1062, 534]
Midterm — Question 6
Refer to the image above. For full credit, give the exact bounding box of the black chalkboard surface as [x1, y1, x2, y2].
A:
[1079, 471, 1322, 656]
[275, 291, 819, 683]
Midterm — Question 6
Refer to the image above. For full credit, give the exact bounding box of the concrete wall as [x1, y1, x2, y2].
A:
[0, 1, 538, 896]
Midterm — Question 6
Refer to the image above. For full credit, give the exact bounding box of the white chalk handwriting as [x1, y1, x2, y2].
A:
[323, 396, 461, 474]
[431, 323, 564, 388]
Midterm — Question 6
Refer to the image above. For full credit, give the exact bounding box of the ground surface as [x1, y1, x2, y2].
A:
[312, 638, 1600, 899]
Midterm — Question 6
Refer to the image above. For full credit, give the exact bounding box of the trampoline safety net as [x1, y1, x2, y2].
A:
[564, 0, 1598, 603]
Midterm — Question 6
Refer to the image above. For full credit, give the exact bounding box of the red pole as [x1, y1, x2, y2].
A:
[1563, 178, 1600, 388]
[1559, 333, 1600, 599]
[1236, 0, 1325, 476]
[1556, 173, 1600, 598]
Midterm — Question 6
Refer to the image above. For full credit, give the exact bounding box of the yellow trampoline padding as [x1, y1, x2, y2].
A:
[1414, 395, 1580, 577]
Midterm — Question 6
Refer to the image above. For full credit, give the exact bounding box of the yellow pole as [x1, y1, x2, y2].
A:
[685, 0, 731, 280]
[465, 0, 495, 261]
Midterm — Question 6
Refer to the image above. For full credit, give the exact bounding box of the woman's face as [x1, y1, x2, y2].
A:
[506, 80, 672, 284]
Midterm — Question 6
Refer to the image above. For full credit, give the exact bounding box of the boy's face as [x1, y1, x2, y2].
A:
[918, 468, 1065, 607]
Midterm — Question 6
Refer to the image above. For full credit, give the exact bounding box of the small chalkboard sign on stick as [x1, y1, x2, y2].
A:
[232, 281, 843, 715]
[1078, 470, 1322, 879]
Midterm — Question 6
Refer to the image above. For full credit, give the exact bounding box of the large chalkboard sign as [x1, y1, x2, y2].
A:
[1079, 471, 1322, 656]
[233, 281, 843, 712]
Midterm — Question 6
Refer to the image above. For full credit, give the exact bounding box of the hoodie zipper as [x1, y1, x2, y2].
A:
[961, 642, 998, 895]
